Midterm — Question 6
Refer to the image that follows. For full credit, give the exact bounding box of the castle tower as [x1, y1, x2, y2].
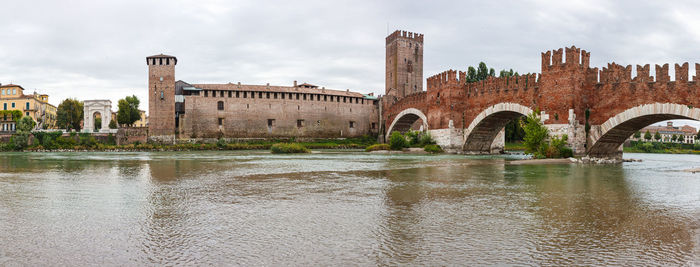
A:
[385, 30, 424, 100]
[146, 54, 177, 141]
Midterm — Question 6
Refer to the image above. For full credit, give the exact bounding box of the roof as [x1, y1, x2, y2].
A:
[146, 54, 177, 65]
[0, 84, 25, 90]
[297, 83, 318, 88]
[190, 83, 369, 98]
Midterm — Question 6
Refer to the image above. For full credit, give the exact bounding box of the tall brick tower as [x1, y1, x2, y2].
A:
[146, 54, 177, 142]
[385, 30, 424, 100]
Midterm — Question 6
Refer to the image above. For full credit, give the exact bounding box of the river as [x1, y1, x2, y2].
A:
[0, 151, 698, 265]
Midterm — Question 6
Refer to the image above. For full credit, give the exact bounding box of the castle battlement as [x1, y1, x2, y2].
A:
[386, 30, 424, 45]
[427, 70, 465, 90]
[595, 62, 698, 84]
[541, 46, 590, 70]
[465, 73, 539, 97]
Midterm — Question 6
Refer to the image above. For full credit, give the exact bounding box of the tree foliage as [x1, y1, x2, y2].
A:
[389, 131, 408, 150]
[117, 95, 141, 127]
[505, 116, 526, 142]
[633, 131, 641, 139]
[521, 111, 549, 158]
[56, 98, 84, 131]
[654, 131, 661, 141]
[109, 120, 117, 129]
[644, 130, 652, 140]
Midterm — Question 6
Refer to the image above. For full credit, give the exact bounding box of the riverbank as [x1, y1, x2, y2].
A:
[624, 140, 700, 155]
[0, 136, 378, 152]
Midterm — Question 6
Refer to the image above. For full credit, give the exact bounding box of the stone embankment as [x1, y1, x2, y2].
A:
[510, 157, 642, 165]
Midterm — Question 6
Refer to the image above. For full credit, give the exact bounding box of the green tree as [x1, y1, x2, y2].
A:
[94, 117, 102, 131]
[505, 116, 526, 142]
[633, 131, 641, 139]
[654, 131, 661, 141]
[521, 111, 549, 158]
[671, 134, 677, 142]
[477, 62, 489, 81]
[467, 66, 477, 82]
[389, 131, 408, 150]
[56, 98, 84, 131]
[11, 117, 35, 149]
[117, 95, 141, 127]
[644, 130, 652, 140]
[109, 119, 117, 129]
[696, 129, 699, 140]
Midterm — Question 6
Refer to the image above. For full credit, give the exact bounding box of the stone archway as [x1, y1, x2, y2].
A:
[385, 108, 429, 140]
[463, 103, 533, 153]
[83, 100, 112, 133]
[587, 103, 700, 158]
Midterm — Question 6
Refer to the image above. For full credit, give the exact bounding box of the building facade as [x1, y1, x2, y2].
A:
[0, 84, 57, 132]
[147, 55, 380, 140]
[629, 121, 697, 144]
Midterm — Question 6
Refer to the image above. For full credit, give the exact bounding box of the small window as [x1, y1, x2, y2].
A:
[303, 94, 307, 100]
[259, 92, 263, 98]
[160, 76, 163, 82]
[324, 95, 327, 101]
[296, 94, 299, 100]
[236, 91, 240, 98]
[274, 92, 278, 99]
[26, 102, 29, 109]
[217, 101, 224, 110]
[228, 91, 232, 98]
[267, 119, 275, 128]
[1, 89, 4, 95]
[243, 92, 247, 98]
[281, 93, 285, 99]
[247, 104, 249, 109]
[297, 119, 304, 128]
[317, 94, 321, 101]
[266, 92, 270, 99]
[349, 121, 355, 128]
[371, 123, 376, 129]
[218, 118, 223, 126]
[204, 90, 208, 97]
[160, 91, 164, 100]
[12, 103, 15, 108]
[220, 91, 224, 97]
[343, 97, 346, 103]
[289, 93, 292, 99]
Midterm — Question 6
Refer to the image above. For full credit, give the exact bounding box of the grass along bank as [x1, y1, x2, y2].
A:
[0, 132, 377, 152]
[624, 140, 700, 154]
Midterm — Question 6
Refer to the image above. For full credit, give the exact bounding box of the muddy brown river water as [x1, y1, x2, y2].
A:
[0, 151, 698, 265]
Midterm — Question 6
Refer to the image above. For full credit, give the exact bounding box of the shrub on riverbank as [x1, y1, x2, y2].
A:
[521, 111, 573, 159]
[624, 140, 700, 154]
[270, 143, 311, 154]
[423, 144, 443, 153]
[365, 144, 390, 151]
[389, 131, 408, 150]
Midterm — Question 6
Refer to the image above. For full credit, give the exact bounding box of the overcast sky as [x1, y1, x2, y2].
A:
[1, 0, 699, 127]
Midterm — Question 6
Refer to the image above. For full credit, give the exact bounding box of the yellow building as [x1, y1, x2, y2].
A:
[0, 84, 57, 131]
[133, 110, 148, 127]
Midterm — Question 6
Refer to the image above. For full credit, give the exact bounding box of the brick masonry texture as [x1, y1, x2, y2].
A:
[384, 44, 700, 158]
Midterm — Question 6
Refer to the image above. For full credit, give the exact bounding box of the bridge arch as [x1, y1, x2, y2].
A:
[385, 108, 429, 140]
[588, 103, 700, 158]
[462, 103, 533, 153]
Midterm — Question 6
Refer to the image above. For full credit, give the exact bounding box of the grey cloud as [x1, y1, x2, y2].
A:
[1, 0, 698, 127]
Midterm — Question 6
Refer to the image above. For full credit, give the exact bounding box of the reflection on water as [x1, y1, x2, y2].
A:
[0, 151, 698, 265]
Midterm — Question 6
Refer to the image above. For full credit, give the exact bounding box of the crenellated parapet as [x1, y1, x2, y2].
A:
[595, 61, 697, 85]
[385, 30, 424, 45]
[426, 69, 465, 90]
[465, 73, 539, 97]
[600, 63, 632, 83]
[541, 46, 590, 71]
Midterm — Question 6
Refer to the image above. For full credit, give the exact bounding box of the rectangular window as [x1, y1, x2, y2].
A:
[296, 94, 299, 100]
[343, 97, 346, 103]
[3, 103, 6, 110]
[228, 91, 232, 98]
[218, 118, 223, 126]
[204, 90, 208, 97]
[13, 89, 16, 94]
[324, 95, 327, 101]
[317, 94, 320, 101]
[349, 121, 355, 128]
[11, 103, 15, 108]
[252, 92, 255, 99]
[236, 91, 240, 98]
[297, 119, 304, 128]
[289, 93, 292, 99]
[1, 89, 4, 95]
[217, 101, 224, 110]
[26, 102, 29, 109]
[243, 92, 247, 98]
[274, 92, 278, 99]
[362, 99, 364, 104]
[219, 91, 223, 97]
[281, 93, 285, 99]
[266, 92, 270, 99]
[259, 92, 263, 98]
[303, 94, 307, 100]
[267, 119, 275, 128]
[26, 112, 29, 116]
[371, 123, 376, 129]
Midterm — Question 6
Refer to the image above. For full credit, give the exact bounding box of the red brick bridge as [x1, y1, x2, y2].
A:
[383, 46, 700, 158]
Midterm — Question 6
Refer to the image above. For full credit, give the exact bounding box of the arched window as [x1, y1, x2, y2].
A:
[217, 101, 224, 110]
